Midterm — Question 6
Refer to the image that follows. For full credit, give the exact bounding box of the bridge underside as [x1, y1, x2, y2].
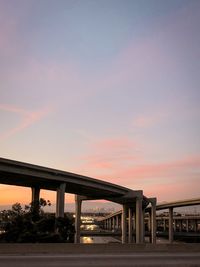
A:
[0, 157, 155, 244]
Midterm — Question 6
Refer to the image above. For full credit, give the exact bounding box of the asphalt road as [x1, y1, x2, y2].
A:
[0, 253, 200, 267]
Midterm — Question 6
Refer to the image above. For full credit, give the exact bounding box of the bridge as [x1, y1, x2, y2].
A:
[0, 157, 156, 244]
[100, 199, 200, 243]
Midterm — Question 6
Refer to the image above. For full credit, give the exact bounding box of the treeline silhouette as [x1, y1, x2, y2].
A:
[0, 199, 75, 243]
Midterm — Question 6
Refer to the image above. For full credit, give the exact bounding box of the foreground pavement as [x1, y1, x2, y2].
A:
[0, 253, 200, 267]
[0, 244, 200, 266]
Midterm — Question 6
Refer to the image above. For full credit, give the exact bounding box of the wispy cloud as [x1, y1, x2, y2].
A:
[75, 137, 140, 175]
[132, 113, 168, 128]
[0, 104, 52, 141]
[75, 149, 200, 201]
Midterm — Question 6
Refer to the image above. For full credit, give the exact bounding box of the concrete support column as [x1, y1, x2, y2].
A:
[31, 187, 40, 213]
[128, 208, 133, 243]
[193, 220, 197, 232]
[186, 219, 189, 232]
[148, 213, 151, 232]
[143, 209, 145, 242]
[119, 215, 121, 229]
[109, 218, 112, 230]
[75, 195, 82, 243]
[56, 183, 66, 218]
[116, 215, 119, 230]
[174, 219, 177, 232]
[112, 217, 115, 231]
[122, 204, 128, 243]
[179, 220, 182, 232]
[148, 212, 152, 243]
[31, 186, 40, 203]
[169, 207, 173, 243]
[151, 198, 157, 244]
[136, 195, 144, 243]
[163, 219, 166, 232]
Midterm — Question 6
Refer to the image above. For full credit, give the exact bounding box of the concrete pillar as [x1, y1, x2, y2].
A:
[31, 186, 40, 203]
[136, 196, 144, 243]
[174, 219, 177, 232]
[119, 215, 121, 229]
[148, 213, 151, 232]
[169, 207, 173, 243]
[148, 212, 152, 243]
[133, 212, 136, 243]
[128, 208, 133, 243]
[56, 183, 66, 218]
[31, 187, 40, 213]
[116, 215, 119, 230]
[179, 220, 182, 232]
[186, 219, 189, 232]
[75, 195, 82, 243]
[122, 204, 128, 243]
[163, 219, 166, 232]
[193, 220, 197, 232]
[143, 209, 145, 242]
[112, 217, 115, 231]
[151, 198, 157, 244]
[106, 220, 108, 229]
[109, 218, 112, 230]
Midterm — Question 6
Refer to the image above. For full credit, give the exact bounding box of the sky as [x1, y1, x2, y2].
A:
[0, 0, 200, 208]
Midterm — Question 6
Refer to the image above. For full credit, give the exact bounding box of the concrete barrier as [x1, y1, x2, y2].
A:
[0, 243, 200, 254]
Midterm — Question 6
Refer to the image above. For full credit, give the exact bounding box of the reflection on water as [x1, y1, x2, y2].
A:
[81, 236, 182, 244]
[82, 237, 94, 243]
[81, 236, 120, 244]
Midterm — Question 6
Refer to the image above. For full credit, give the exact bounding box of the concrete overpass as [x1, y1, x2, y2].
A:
[0, 157, 156, 244]
[100, 198, 200, 243]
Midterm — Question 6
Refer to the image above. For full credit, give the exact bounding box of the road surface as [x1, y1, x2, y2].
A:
[0, 253, 199, 267]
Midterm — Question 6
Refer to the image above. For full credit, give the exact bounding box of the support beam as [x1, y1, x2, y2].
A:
[56, 183, 66, 218]
[128, 208, 133, 243]
[116, 215, 119, 230]
[163, 219, 166, 232]
[31, 186, 40, 203]
[186, 219, 189, 232]
[148, 212, 152, 243]
[31, 187, 40, 213]
[122, 204, 128, 243]
[133, 212, 136, 243]
[75, 195, 82, 243]
[150, 198, 157, 244]
[169, 207, 173, 243]
[136, 194, 144, 243]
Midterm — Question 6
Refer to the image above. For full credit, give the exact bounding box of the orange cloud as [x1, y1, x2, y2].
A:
[0, 104, 52, 141]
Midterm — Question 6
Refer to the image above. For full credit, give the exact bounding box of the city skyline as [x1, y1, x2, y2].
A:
[0, 0, 200, 206]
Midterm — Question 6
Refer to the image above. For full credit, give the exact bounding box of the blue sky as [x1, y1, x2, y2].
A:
[0, 0, 200, 205]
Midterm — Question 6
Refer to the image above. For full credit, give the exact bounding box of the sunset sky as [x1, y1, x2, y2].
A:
[0, 0, 200, 207]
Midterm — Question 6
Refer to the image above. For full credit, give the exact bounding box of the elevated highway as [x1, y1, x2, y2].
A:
[0, 157, 154, 244]
[100, 198, 200, 243]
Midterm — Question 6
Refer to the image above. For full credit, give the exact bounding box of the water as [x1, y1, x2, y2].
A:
[81, 236, 182, 244]
[81, 236, 120, 243]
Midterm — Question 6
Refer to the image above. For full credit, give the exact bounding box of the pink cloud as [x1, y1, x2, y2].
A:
[132, 113, 168, 128]
[0, 104, 52, 141]
[79, 137, 139, 171]
[108, 155, 200, 183]
[74, 151, 200, 202]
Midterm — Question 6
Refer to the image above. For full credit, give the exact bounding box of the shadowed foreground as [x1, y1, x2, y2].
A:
[0, 253, 200, 267]
[0, 244, 200, 267]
